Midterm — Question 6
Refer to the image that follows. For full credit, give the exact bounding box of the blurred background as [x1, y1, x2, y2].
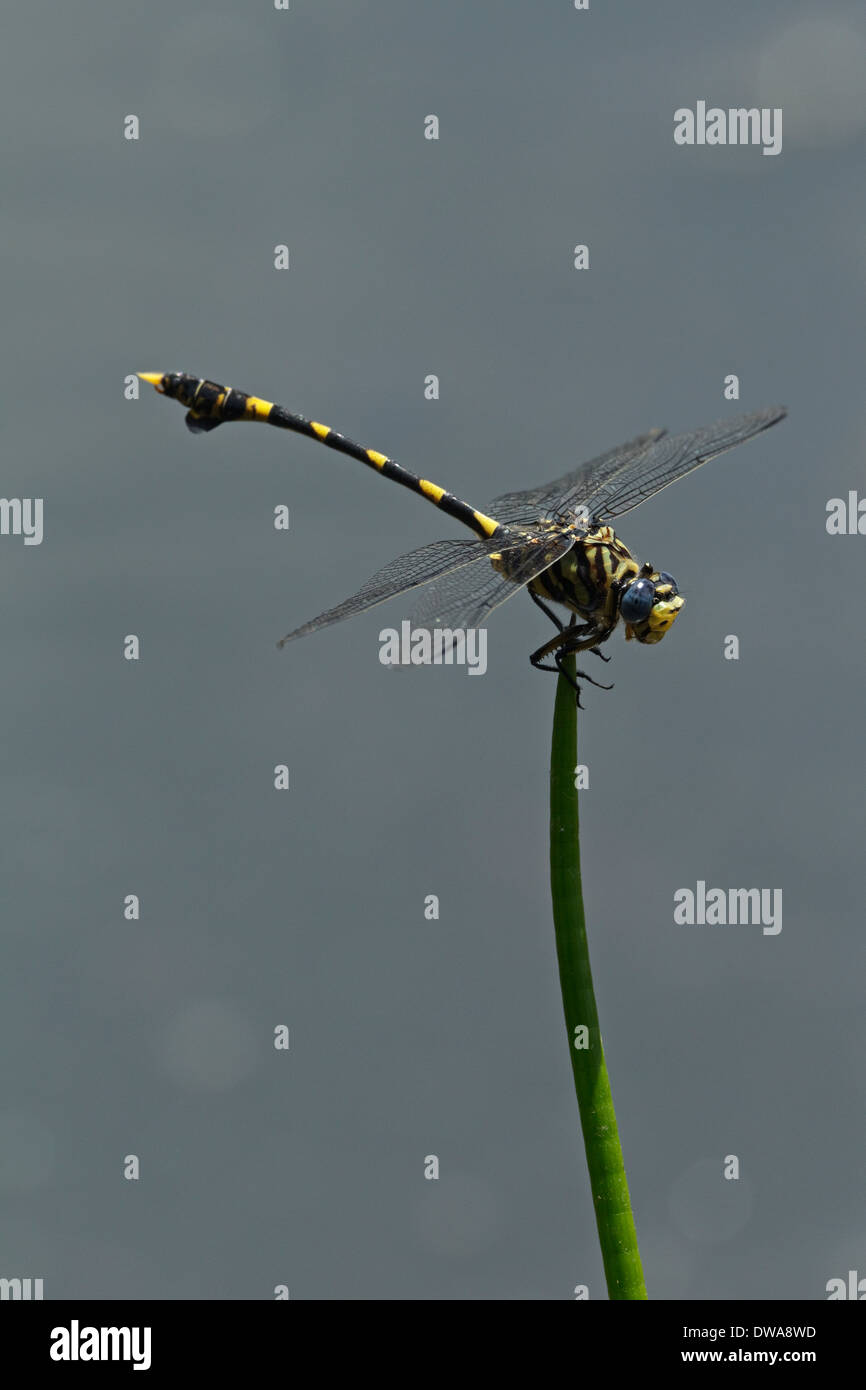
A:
[1, 1, 864, 1299]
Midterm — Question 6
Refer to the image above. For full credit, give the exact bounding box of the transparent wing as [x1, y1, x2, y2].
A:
[486, 429, 667, 525]
[409, 530, 575, 633]
[590, 406, 787, 521]
[486, 405, 786, 527]
[277, 529, 534, 647]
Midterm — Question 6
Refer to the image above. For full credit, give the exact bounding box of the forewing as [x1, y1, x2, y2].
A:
[588, 406, 787, 521]
[486, 405, 786, 528]
[277, 530, 530, 646]
[486, 429, 667, 525]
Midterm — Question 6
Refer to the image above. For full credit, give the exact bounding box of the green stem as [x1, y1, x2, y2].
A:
[549, 656, 647, 1299]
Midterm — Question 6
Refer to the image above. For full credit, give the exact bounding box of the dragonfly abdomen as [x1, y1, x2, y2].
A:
[138, 372, 500, 541]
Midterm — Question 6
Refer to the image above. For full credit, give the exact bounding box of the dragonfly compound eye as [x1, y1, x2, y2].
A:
[657, 571, 678, 596]
[620, 577, 656, 623]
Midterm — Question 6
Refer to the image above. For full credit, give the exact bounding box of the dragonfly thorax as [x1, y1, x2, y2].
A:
[527, 525, 685, 646]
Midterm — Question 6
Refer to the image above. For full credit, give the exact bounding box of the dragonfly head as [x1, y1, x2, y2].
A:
[620, 569, 684, 645]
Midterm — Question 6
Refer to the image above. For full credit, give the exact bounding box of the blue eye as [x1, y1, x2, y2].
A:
[620, 577, 656, 623]
[658, 571, 678, 595]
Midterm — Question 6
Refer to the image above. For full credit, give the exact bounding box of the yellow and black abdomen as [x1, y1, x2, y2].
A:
[138, 372, 501, 540]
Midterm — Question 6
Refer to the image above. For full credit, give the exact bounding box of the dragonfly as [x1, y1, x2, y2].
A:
[138, 372, 786, 700]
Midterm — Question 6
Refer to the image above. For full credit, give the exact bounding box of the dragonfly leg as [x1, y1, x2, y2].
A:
[531, 657, 608, 706]
[530, 622, 616, 703]
[529, 589, 565, 633]
[531, 593, 611, 664]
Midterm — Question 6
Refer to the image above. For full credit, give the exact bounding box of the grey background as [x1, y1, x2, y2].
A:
[2, 1, 864, 1300]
